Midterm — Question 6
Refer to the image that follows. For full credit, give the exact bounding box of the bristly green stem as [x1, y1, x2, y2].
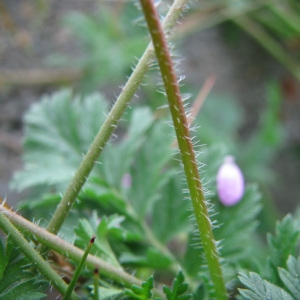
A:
[139, 0, 227, 299]
[0, 212, 78, 299]
[43, 0, 190, 240]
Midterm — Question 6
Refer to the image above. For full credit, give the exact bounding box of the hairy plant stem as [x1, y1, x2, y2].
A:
[0, 211, 77, 299]
[0, 206, 164, 298]
[139, 0, 227, 299]
[43, 0, 190, 241]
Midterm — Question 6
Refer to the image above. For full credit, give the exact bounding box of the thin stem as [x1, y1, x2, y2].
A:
[43, 0, 190, 239]
[0, 211, 77, 299]
[0, 206, 164, 298]
[232, 15, 300, 81]
[94, 268, 100, 300]
[64, 236, 96, 300]
[176, 0, 275, 38]
[139, 0, 227, 299]
[187, 75, 216, 126]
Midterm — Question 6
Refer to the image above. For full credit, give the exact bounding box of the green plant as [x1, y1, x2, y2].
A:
[0, 0, 298, 299]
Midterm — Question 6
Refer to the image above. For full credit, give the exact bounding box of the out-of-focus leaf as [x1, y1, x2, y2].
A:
[127, 118, 175, 217]
[11, 90, 108, 192]
[91, 286, 123, 299]
[152, 174, 190, 243]
[213, 184, 262, 266]
[161, 270, 191, 300]
[120, 247, 172, 269]
[62, 4, 147, 90]
[80, 180, 128, 214]
[278, 256, 300, 299]
[99, 107, 153, 188]
[267, 214, 300, 284]
[238, 272, 293, 300]
[125, 276, 153, 299]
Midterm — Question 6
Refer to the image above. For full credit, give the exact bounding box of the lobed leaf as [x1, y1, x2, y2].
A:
[267, 214, 300, 283]
[278, 256, 300, 299]
[11, 90, 108, 192]
[152, 174, 190, 243]
[120, 247, 172, 269]
[125, 276, 154, 300]
[74, 213, 122, 269]
[0, 237, 47, 300]
[162, 270, 191, 300]
[238, 272, 294, 300]
[127, 118, 175, 217]
[213, 184, 262, 272]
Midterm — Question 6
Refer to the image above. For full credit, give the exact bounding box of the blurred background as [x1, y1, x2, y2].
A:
[0, 0, 299, 218]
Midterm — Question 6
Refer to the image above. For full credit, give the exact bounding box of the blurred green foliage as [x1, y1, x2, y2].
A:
[47, 2, 147, 91]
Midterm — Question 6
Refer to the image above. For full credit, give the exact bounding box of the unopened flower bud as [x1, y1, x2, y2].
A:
[216, 156, 244, 206]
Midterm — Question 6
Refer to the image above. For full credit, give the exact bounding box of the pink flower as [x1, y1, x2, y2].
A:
[216, 156, 244, 206]
[121, 173, 132, 188]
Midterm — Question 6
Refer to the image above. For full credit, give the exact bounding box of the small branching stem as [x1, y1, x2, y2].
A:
[0, 206, 164, 297]
[139, 0, 227, 299]
[64, 236, 96, 300]
[232, 15, 300, 81]
[0, 212, 77, 299]
[42, 0, 190, 241]
[94, 267, 100, 300]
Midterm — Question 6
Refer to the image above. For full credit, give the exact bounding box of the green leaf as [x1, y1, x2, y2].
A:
[213, 184, 262, 270]
[0, 237, 47, 300]
[0, 239, 8, 280]
[11, 90, 108, 192]
[99, 107, 153, 188]
[74, 213, 122, 269]
[120, 247, 172, 269]
[128, 118, 175, 217]
[92, 286, 123, 299]
[11, 89, 155, 206]
[63, 5, 146, 90]
[278, 256, 300, 299]
[238, 272, 294, 300]
[126, 276, 154, 300]
[162, 271, 191, 300]
[81, 179, 128, 213]
[152, 174, 190, 243]
[267, 214, 300, 283]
